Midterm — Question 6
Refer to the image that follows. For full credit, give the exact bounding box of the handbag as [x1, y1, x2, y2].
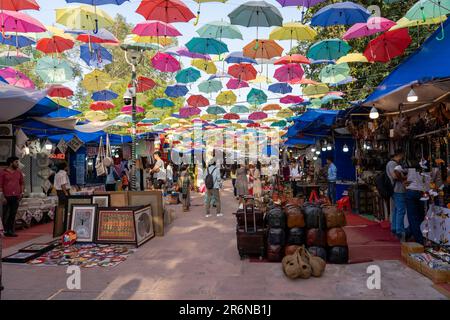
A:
[103, 134, 113, 168]
[95, 137, 107, 177]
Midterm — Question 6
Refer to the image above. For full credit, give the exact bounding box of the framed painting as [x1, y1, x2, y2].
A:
[70, 204, 98, 243]
[0, 138, 14, 165]
[0, 124, 13, 137]
[2, 251, 40, 263]
[65, 196, 92, 231]
[92, 195, 110, 208]
[96, 208, 136, 244]
[134, 205, 154, 247]
[19, 242, 57, 254]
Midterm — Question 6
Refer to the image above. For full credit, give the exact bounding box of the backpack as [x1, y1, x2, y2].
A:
[376, 170, 394, 199]
[205, 167, 216, 190]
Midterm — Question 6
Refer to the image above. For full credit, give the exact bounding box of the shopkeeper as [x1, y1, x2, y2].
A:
[54, 162, 71, 206]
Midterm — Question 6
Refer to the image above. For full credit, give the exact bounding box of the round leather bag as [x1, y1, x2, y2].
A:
[103, 156, 113, 167]
[327, 227, 347, 247]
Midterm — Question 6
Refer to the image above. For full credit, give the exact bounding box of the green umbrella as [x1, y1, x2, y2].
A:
[215, 119, 232, 124]
[405, 0, 450, 21]
[230, 104, 249, 113]
[153, 98, 174, 108]
[307, 39, 351, 61]
[319, 63, 350, 84]
[186, 37, 229, 55]
[303, 83, 329, 97]
[207, 105, 226, 115]
[198, 79, 223, 93]
[247, 88, 267, 105]
[36, 57, 73, 83]
[175, 67, 201, 84]
[310, 98, 323, 108]
[271, 120, 287, 128]
[197, 21, 243, 40]
[0, 51, 30, 66]
[321, 94, 343, 104]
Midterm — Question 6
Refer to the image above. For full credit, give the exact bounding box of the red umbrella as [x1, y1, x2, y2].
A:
[179, 106, 201, 118]
[280, 95, 304, 104]
[228, 63, 257, 81]
[0, 0, 39, 11]
[136, 0, 195, 23]
[47, 85, 73, 98]
[364, 29, 412, 63]
[247, 122, 260, 128]
[131, 76, 156, 93]
[36, 36, 74, 54]
[76, 30, 119, 45]
[224, 113, 240, 120]
[90, 101, 115, 111]
[187, 95, 209, 108]
[274, 63, 304, 82]
[274, 54, 310, 65]
[226, 78, 249, 90]
[248, 111, 268, 121]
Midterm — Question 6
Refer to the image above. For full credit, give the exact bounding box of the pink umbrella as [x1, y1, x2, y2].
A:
[343, 17, 396, 40]
[0, 10, 46, 33]
[280, 95, 304, 104]
[226, 78, 249, 89]
[248, 111, 268, 121]
[176, 47, 211, 60]
[179, 106, 201, 118]
[121, 105, 145, 114]
[0, 67, 35, 89]
[274, 63, 304, 82]
[132, 20, 181, 37]
[151, 52, 180, 72]
[327, 91, 345, 97]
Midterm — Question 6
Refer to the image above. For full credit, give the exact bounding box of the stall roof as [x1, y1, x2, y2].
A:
[284, 136, 316, 146]
[363, 17, 450, 111]
[285, 109, 341, 140]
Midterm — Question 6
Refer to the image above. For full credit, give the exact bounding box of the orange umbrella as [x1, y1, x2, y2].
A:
[262, 104, 282, 111]
[36, 36, 74, 54]
[243, 39, 283, 60]
[274, 54, 310, 65]
[289, 78, 320, 85]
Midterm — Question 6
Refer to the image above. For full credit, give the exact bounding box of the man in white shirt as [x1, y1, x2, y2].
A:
[290, 161, 300, 196]
[150, 151, 166, 190]
[54, 162, 70, 236]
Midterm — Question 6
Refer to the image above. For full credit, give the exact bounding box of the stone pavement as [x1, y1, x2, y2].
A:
[1, 181, 447, 300]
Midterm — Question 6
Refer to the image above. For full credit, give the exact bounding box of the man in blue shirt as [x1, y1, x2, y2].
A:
[327, 156, 337, 204]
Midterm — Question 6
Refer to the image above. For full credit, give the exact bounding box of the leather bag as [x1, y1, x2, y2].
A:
[95, 136, 107, 177]
[327, 246, 349, 264]
[286, 227, 306, 246]
[266, 206, 286, 228]
[322, 205, 346, 228]
[285, 205, 305, 228]
[268, 228, 285, 246]
[327, 227, 347, 247]
[303, 205, 325, 229]
[267, 245, 283, 262]
[306, 228, 327, 247]
[285, 245, 301, 256]
[307, 246, 327, 261]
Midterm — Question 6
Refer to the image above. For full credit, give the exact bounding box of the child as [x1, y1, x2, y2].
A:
[178, 165, 191, 212]
[121, 171, 129, 191]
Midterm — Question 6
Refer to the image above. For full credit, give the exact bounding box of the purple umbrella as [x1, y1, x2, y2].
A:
[343, 17, 396, 40]
[226, 78, 249, 90]
[176, 47, 211, 60]
[179, 106, 201, 118]
[277, 0, 326, 7]
[248, 111, 268, 121]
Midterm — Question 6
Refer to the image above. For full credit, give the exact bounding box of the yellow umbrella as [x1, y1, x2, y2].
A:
[262, 117, 281, 123]
[229, 123, 243, 129]
[82, 69, 112, 91]
[178, 119, 190, 125]
[85, 110, 107, 122]
[249, 75, 273, 84]
[303, 83, 329, 98]
[51, 97, 72, 107]
[161, 117, 179, 125]
[56, 5, 114, 31]
[201, 114, 216, 121]
[277, 108, 294, 118]
[216, 90, 237, 106]
[14, 25, 74, 41]
[192, 59, 217, 74]
[146, 109, 167, 119]
[336, 53, 369, 64]
[269, 22, 317, 47]
[390, 16, 447, 31]
[132, 35, 174, 46]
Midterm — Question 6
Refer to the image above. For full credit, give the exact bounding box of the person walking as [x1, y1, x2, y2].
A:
[230, 163, 237, 199]
[105, 166, 120, 191]
[251, 162, 262, 201]
[386, 150, 407, 240]
[326, 156, 337, 204]
[150, 151, 166, 190]
[290, 161, 300, 197]
[166, 161, 174, 190]
[235, 164, 249, 208]
[178, 165, 191, 212]
[204, 160, 222, 217]
[53, 162, 71, 236]
[0, 157, 24, 237]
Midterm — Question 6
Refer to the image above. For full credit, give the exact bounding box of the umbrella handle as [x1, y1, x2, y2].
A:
[436, 22, 445, 41]
[194, 3, 201, 26]
[93, 19, 99, 34]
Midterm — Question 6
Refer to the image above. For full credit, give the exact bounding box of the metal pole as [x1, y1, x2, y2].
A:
[131, 65, 137, 191]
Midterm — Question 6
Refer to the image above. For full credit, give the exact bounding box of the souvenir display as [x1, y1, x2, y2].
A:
[134, 206, 154, 247]
[62, 230, 77, 246]
[67, 135, 83, 152]
[92, 195, 110, 208]
[70, 204, 98, 243]
[96, 208, 136, 244]
[2, 252, 41, 264]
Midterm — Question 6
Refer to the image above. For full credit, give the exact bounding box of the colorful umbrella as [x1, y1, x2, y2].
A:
[198, 79, 222, 93]
[364, 28, 412, 63]
[269, 22, 317, 49]
[135, 76, 156, 93]
[249, 111, 268, 120]
[274, 54, 310, 65]
[197, 21, 243, 39]
[153, 98, 174, 108]
[47, 85, 74, 98]
[0, 51, 30, 66]
[280, 95, 303, 104]
[216, 90, 237, 106]
[405, 0, 450, 21]
[207, 105, 226, 115]
[276, 0, 325, 8]
[243, 39, 283, 59]
[247, 88, 267, 105]
[142, 118, 160, 124]
[129, 35, 173, 46]
[36, 36, 74, 54]
[56, 5, 113, 31]
[343, 17, 396, 40]
[303, 83, 329, 97]
[336, 53, 368, 64]
[80, 43, 112, 68]
[165, 84, 188, 97]
[311, 1, 371, 27]
[390, 16, 446, 31]
[321, 94, 343, 104]
[277, 108, 294, 118]
[92, 90, 118, 101]
[228, 1, 283, 32]
[0, 33, 35, 48]
[215, 119, 231, 125]
[0, 67, 34, 89]
[225, 51, 257, 64]
[50, 97, 72, 107]
[122, 34, 162, 50]
[262, 104, 282, 111]
[73, 28, 119, 45]
[179, 106, 201, 118]
[0, 0, 40, 11]
[136, 0, 195, 22]
[274, 63, 304, 82]
[319, 63, 350, 84]
[151, 52, 181, 72]
[290, 78, 320, 85]
[230, 105, 249, 113]
[187, 95, 210, 107]
[186, 37, 229, 55]
[224, 112, 240, 120]
[121, 105, 145, 114]
[191, 58, 217, 74]
[237, 119, 254, 124]
[268, 83, 292, 94]
[36, 57, 74, 83]
[176, 67, 201, 83]
[271, 120, 287, 128]
[201, 114, 217, 121]
[132, 20, 181, 37]
[85, 110, 107, 121]
[228, 63, 257, 81]
[90, 101, 115, 111]
[82, 69, 111, 91]
[176, 47, 211, 60]
[226, 78, 249, 89]
[0, 10, 46, 33]
[307, 39, 351, 60]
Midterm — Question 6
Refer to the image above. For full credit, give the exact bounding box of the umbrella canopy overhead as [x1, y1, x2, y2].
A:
[36, 36, 74, 54]
[36, 57, 74, 84]
[0, 51, 30, 66]
[91, 90, 118, 101]
[134, 76, 156, 92]
[198, 79, 223, 93]
[224, 112, 240, 120]
[247, 88, 268, 105]
[153, 98, 175, 108]
[277, 0, 326, 7]
[228, 63, 257, 81]
[132, 20, 181, 37]
[274, 63, 304, 82]
[82, 69, 111, 91]
[0, 33, 35, 48]
[280, 95, 303, 104]
[90, 101, 115, 111]
[311, 1, 371, 27]
[262, 104, 282, 111]
[176, 67, 202, 83]
[191, 58, 217, 74]
[47, 85, 74, 98]
[231, 104, 250, 113]
[336, 52, 369, 64]
[274, 54, 310, 65]
[0, 0, 40, 11]
[228, 1, 283, 27]
[73, 28, 119, 45]
[165, 84, 189, 97]
[343, 17, 396, 40]
[187, 94, 210, 107]
[80, 43, 113, 68]
[268, 82, 293, 94]
[216, 90, 237, 105]
[364, 28, 412, 63]
[405, 0, 450, 21]
[136, 0, 195, 22]
[207, 105, 226, 115]
[176, 47, 211, 59]
[151, 52, 181, 72]
[121, 105, 145, 114]
[307, 39, 351, 60]
[0, 67, 35, 89]
[243, 39, 284, 59]
[56, 5, 114, 31]
[249, 111, 268, 120]
[227, 78, 249, 89]
[197, 21, 243, 39]
[186, 37, 229, 55]
[0, 10, 46, 33]
[303, 83, 329, 97]
[319, 63, 350, 84]
[225, 51, 257, 64]
[179, 106, 201, 118]
[269, 22, 317, 41]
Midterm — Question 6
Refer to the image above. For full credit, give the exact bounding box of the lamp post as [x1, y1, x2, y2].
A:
[121, 44, 144, 191]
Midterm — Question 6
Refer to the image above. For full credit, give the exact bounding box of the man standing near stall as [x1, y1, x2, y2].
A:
[0, 157, 24, 237]
[327, 156, 337, 204]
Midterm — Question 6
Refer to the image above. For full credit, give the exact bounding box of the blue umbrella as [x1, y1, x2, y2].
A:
[268, 83, 292, 94]
[238, 119, 254, 124]
[165, 84, 188, 98]
[0, 34, 35, 48]
[175, 67, 201, 84]
[153, 98, 174, 108]
[225, 51, 257, 64]
[311, 1, 371, 27]
[310, 59, 336, 65]
[91, 90, 118, 101]
[185, 37, 229, 55]
[80, 44, 112, 68]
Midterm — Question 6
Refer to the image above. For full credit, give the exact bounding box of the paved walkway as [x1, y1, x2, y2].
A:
[1, 181, 447, 300]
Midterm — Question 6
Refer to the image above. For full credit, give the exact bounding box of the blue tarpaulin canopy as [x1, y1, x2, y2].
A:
[285, 109, 341, 142]
[364, 17, 450, 111]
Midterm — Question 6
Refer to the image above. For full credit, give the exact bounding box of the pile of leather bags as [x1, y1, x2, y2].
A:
[282, 246, 326, 279]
